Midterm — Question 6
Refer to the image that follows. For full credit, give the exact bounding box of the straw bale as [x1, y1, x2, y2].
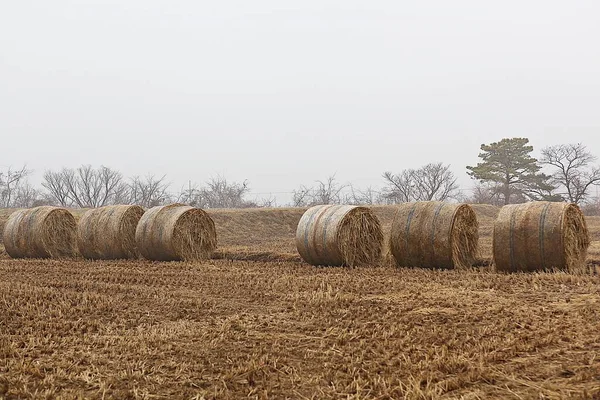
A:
[3, 206, 77, 259]
[77, 205, 145, 259]
[389, 201, 479, 269]
[296, 205, 383, 267]
[493, 201, 589, 273]
[136, 204, 217, 261]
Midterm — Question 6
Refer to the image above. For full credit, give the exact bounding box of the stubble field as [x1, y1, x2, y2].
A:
[1, 205, 600, 399]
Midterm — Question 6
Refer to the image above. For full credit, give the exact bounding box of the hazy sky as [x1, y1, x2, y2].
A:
[1, 1, 599, 203]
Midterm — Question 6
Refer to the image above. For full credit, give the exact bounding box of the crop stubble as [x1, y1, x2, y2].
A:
[1, 205, 600, 399]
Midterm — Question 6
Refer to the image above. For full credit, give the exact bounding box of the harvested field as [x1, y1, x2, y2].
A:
[2, 259, 600, 399]
[1, 205, 600, 398]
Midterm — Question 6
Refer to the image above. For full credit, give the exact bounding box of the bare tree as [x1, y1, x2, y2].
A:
[414, 163, 459, 201]
[0, 165, 36, 207]
[127, 175, 171, 208]
[463, 182, 510, 206]
[42, 170, 71, 206]
[42, 165, 128, 208]
[291, 185, 312, 207]
[291, 175, 348, 207]
[347, 186, 383, 205]
[581, 196, 600, 216]
[380, 170, 415, 203]
[312, 176, 348, 204]
[176, 181, 197, 206]
[541, 143, 600, 204]
[13, 182, 45, 208]
[76, 165, 127, 207]
[178, 176, 253, 208]
[254, 195, 277, 208]
[467, 183, 502, 205]
[381, 163, 459, 203]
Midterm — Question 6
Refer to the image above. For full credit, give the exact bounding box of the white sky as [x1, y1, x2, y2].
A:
[1, 1, 599, 204]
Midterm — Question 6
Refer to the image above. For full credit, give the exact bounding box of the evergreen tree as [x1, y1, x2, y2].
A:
[467, 138, 555, 204]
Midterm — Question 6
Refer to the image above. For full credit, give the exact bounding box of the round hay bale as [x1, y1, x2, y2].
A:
[493, 201, 589, 273]
[135, 204, 217, 261]
[390, 201, 479, 269]
[77, 205, 145, 260]
[3, 206, 77, 259]
[295, 205, 383, 267]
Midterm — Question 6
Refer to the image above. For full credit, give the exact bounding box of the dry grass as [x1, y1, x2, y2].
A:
[585, 216, 600, 267]
[389, 202, 479, 269]
[208, 207, 305, 262]
[296, 205, 383, 267]
[1, 204, 600, 398]
[1, 260, 600, 399]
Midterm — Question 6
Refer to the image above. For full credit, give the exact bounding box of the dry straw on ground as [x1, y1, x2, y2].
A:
[2, 206, 77, 259]
[77, 205, 145, 260]
[296, 204, 383, 267]
[135, 204, 217, 261]
[390, 201, 479, 269]
[493, 201, 590, 273]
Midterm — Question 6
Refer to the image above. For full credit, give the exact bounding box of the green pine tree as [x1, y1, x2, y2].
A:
[467, 138, 556, 204]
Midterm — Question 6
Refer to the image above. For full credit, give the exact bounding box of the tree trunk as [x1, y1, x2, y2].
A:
[504, 180, 511, 205]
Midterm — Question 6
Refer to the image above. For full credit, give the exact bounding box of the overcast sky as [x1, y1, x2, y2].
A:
[1, 1, 599, 204]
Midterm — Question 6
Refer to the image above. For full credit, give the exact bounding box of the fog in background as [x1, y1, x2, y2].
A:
[1, 1, 599, 203]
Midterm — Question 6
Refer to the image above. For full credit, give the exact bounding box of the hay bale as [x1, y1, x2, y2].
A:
[390, 201, 479, 269]
[493, 201, 590, 273]
[135, 204, 217, 261]
[296, 205, 383, 267]
[77, 205, 145, 260]
[3, 206, 77, 259]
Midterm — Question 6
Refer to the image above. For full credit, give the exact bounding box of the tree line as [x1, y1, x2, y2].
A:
[2, 138, 600, 213]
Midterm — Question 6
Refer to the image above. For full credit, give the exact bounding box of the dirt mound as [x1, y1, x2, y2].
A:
[207, 207, 306, 254]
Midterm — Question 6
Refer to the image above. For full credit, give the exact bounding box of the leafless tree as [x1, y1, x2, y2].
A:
[254, 195, 277, 208]
[13, 182, 45, 208]
[463, 182, 507, 206]
[541, 143, 600, 204]
[127, 175, 171, 208]
[0, 165, 36, 207]
[291, 175, 348, 207]
[42, 165, 128, 207]
[581, 196, 600, 216]
[380, 170, 416, 203]
[469, 183, 502, 205]
[346, 186, 383, 205]
[381, 163, 459, 203]
[76, 165, 127, 207]
[312, 176, 348, 205]
[291, 186, 312, 207]
[179, 177, 254, 208]
[415, 163, 459, 200]
[42, 170, 71, 206]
